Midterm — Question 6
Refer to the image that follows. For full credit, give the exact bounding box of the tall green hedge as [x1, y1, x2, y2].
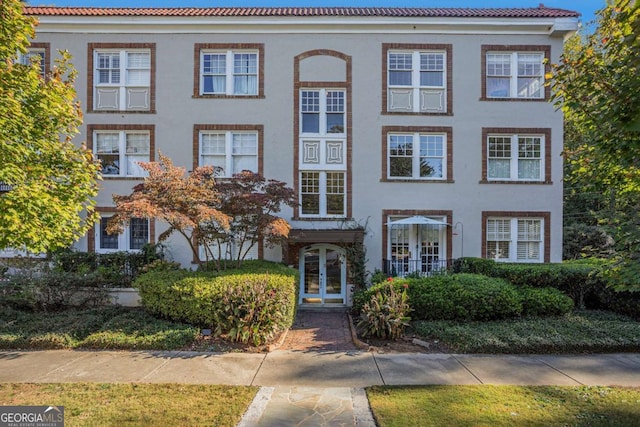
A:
[134, 265, 298, 346]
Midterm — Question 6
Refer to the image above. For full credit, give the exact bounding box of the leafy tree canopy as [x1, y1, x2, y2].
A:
[0, 0, 101, 253]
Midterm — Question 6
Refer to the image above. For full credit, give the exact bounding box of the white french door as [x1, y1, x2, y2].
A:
[300, 244, 346, 305]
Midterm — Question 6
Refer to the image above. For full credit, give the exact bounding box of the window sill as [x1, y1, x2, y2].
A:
[479, 96, 548, 102]
[381, 178, 455, 183]
[88, 110, 156, 114]
[102, 177, 146, 181]
[292, 217, 352, 221]
[479, 180, 552, 185]
[382, 111, 453, 116]
[193, 94, 264, 99]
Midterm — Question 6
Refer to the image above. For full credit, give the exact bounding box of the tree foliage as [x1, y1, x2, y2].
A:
[0, 0, 101, 253]
[551, 0, 640, 290]
[107, 153, 230, 264]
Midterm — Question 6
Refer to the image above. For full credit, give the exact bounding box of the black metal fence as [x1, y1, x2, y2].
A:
[382, 258, 453, 277]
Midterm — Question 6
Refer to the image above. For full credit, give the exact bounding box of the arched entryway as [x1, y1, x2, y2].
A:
[299, 244, 347, 305]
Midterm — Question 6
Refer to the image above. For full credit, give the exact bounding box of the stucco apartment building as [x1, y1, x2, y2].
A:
[22, 5, 578, 306]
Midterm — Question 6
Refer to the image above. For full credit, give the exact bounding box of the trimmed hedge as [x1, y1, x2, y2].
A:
[134, 264, 298, 346]
[353, 274, 573, 321]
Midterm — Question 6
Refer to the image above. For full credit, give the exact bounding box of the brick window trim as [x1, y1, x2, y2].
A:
[192, 43, 265, 99]
[87, 42, 157, 114]
[480, 44, 552, 102]
[26, 42, 51, 78]
[192, 124, 264, 175]
[381, 43, 454, 116]
[481, 211, 551, 263]
[480, 127, 552, 184]
[382, 209, 454, 262]
[293, 49, 353, 219]
[87, 207, 156, 253]
[86, 124, 155, 180]
[381, 126, 454, 182]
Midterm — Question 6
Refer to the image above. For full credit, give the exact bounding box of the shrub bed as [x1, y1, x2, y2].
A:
[354, 274, 573, 322]
[135, 263, 298, 346]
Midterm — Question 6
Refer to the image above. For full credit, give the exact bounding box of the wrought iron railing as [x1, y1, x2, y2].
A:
[382, 258, 453, 278]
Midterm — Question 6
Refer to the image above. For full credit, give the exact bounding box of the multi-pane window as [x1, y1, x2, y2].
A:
[97, 216, 149, 253]
[486, 52, 544, 99]
[487, 218, 542, 262]
[18, 49, 46, 79]
[95, 131, 150, 177]
[300, 171, 345, 217]
[388, 133, 446, 180]
[301, 90, 345, 134]
[488, 134, 543, 181]
[200, 50, 258, 95]
[199, 131, 258, 177]
[387, 50, 447, 113]
[94, 49, 151, 111]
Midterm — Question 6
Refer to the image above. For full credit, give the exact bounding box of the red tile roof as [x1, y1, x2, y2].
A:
[24, 6, 579, 18]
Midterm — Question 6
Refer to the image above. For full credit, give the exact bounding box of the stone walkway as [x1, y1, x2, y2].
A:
[278, 308, 358, 352]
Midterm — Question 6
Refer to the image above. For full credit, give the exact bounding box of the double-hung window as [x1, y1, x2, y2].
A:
[96, 216, 149, 253]
[485, 49, 546, 99]
[385, 46, 449, 113]
[18, 46, 48, 79]
[199, 131, 258, 177]
[92, 46, 152, 111]
[200, 50, 258, 96]
[299, 88, 347, 218]
[487, 134, 543, 181]
[94, 130, 150, 177]
[388, 133, 446, 180]
[486, 217, 543, 262]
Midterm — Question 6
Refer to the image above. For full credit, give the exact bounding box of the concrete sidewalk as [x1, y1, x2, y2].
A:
[2, 350, 640, 387]
[2, 350, 639, 426]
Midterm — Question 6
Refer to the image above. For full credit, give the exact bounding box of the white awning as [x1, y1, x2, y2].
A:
[386, 215, 449, 226]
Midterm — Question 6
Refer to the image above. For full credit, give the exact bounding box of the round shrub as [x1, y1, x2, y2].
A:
[518, 286, 574, 317]
[134, 266, 298, 346]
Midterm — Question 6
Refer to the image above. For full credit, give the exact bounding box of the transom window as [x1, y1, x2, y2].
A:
[93, 48, 152, 111]
[97, 216, 149, 253]
[388, 133, 446, 180]
[301, 89, 345, 134]
[486, 52, 544, 99]
[488, 134, 543, 181]
[199, 131, 258, 177]
[300, 171, 345, 217]
[487, 218, 543, 262]
[95, 131, 150, 177]
[200, 50, 258, 95]
[385, 47, 449, 113]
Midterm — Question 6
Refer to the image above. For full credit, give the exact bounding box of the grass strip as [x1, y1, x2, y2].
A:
[367, 385, 640, 427]
[0, 383, 256, 427]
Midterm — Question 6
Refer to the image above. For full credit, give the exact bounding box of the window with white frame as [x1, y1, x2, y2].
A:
[200, 50, 258, 96]
[18, 49, 46, 79]
[95, 131, 150, 177]
[388, 133, 446, 180]
[96, 216, 149, 253]
[387, 50, 447, 112]
[299, 88, 347, 218]
[94, 49, 151, 111]
[486, 52, 544, 99]
[199, 131, 258, 177]
[487, 217, 542, 262]
[488, 134, 543, 181]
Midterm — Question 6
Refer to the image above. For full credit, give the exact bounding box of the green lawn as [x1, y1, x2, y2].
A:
[0, 383, 257, 427]
[411, 310, 640, 353]
[367, 385, 640, 427]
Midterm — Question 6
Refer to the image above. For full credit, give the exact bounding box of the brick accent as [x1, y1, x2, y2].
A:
[381, 209, 454, 263]
[88, 207, 156, 253]
[480, 44, 551, 101]
[87, 43, 156, 113]
[481, 211, 551, 263]
[480, 127, 552, 184]
[382, 43, 453, 116]
[293, 49, 352, 220]
[381, 126, 454, 182]
[192, 124, 264, 174]
[86, 124, 155, 180]
[192, 43, 265, 98]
